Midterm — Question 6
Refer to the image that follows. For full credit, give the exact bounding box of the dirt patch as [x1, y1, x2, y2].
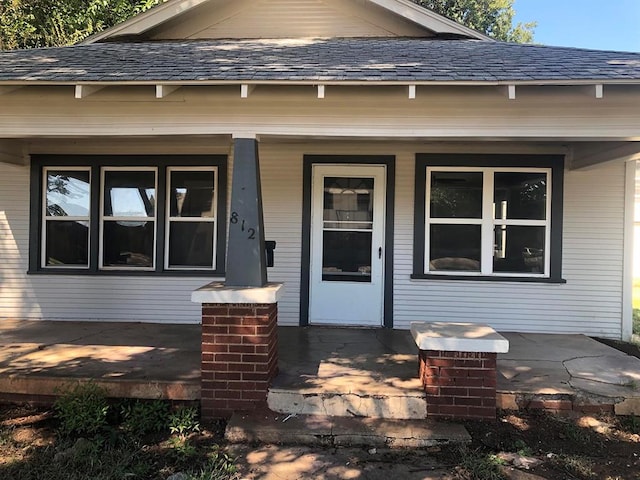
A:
[1, 404, 639, 479]
[595, 337, 640, 360]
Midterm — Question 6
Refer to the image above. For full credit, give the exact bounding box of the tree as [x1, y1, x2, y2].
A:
[0, 0, 163, 49]
[415, 0, 536, 43]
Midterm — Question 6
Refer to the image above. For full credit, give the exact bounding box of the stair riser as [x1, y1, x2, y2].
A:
[268, 390, 428, 419]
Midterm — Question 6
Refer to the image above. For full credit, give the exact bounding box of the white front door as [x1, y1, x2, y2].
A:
[309, 165, 386, 326]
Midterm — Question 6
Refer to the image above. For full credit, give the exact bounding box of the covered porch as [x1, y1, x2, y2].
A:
[1, 319, 639, 416]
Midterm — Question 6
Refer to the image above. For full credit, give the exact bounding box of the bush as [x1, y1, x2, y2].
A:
[633, 309, 640, 335]
[120, 399, 169, 436]
[54, 383, 109, 437]
[169, 406, 201, 436]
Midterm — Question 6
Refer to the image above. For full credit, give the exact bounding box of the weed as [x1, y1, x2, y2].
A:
[562, 422, 591, 445]
[53, 383, 109, 437]
[550, 454, 597, 479]
[185, 449, 238, 480]
[511, 439, 533, 457]
[458, 447, 506, 480]
[619, 415, 640, 434]
[120, 399, 169, 436]
[168, 435, 198, 458]
[633, 309, 640, 335]
[169, 406, 201, 436]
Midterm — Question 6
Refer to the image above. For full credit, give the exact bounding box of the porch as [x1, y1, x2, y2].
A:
[0, 319, 639, 416]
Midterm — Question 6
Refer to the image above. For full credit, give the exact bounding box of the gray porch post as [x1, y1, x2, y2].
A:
[193, 135, 283, 419]
[225, 137, 267, 287]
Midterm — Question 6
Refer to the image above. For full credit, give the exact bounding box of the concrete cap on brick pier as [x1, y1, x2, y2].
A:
[411, 322, 509, 353]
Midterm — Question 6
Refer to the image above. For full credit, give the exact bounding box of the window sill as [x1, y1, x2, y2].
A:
[410, 273, 566, 284]
[27, 269, 226, 277]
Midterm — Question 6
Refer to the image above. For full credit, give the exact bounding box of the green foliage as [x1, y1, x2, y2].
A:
[0, 0, 164, 50]
[120, 399, 169, 436]
[53, 383, 110, 437]
[169, 406, 201, 436]
[633, 309, 640, 334]
[185, 449, 238, 480]
[415, 0, 536, 43]
[458, 447, 506, 480]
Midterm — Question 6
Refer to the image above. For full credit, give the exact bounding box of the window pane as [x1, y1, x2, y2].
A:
[323, 177, 374, 229]
[430, 172, 483, 219]
[494, 172, 547, 220]
[102, 221, 154, 267]
[429, 224, 481, 271]
[169, 170, 216, 218]
[104, 170, 156, 217]
[494, 226, 546, 273]
[45, 221, 89, 266]
[168, 222, 214, 268]
[46, 170, 90, 217]
[322, 230, 372, 281]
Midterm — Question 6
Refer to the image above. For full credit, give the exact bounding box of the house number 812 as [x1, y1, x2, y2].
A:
[230, 211, 256, 240]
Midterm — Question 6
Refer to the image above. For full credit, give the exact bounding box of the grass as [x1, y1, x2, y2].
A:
[550, 454, 597, 479]
[458, 447, 506, 480]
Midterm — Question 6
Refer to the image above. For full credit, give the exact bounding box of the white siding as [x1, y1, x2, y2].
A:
[0, 143, 627, 338]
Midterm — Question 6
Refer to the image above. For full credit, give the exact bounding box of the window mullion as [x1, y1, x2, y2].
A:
[481, 169, 494, 275]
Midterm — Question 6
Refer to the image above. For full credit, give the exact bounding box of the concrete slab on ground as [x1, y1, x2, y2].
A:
[226, 410, 471, 448]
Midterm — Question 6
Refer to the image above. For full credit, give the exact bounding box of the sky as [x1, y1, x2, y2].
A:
[513, 0, 640, 52]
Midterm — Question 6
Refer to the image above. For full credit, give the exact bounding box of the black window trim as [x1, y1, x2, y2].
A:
[29, 155, 227, 276]
[412, 153, 566, 284]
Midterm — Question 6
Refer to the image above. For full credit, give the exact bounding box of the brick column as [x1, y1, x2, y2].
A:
[201, 303, 278, 419]
[419, 350, 497, 420]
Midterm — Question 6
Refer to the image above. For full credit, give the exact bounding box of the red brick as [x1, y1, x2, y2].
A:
[202, 325, 229, 334]
[482, 398, 497, 408]
[228, 381, 256, 391]
[201, 380, 228, 390]
[426, 395, 454, 405]
[215, 335, 243, 344]
[229, 325, 257, 335]
[427, 358, 456, 367]
[229, 344, 256, 353]
[424, 386, 440, 396]
[576, 404, 614, 414]
[433, 405, 470, 417]
[201, 362, 229, 372]
[242, 354, 268, 363]
[241, 390, 268, 400]
[440, 368, 468, 378]
[214, 372, 242, 381]
[454, 397, 483, 406]
[227, 307, 257, 316]
[202, 353, 214, 362]
[242, 372, 270, 381]
[202, 306, 229, 316]
[441, 386, 469, 397]
[228, 363, 255, 373]
[216, 389, 242, 400]
[215, 353, 242, 363]
[483, 377, 497, 388]
[468, 407, 496, 418]
[233, 400, 261, 411]
[201, 343, 229, 353]
[242, 317, 269, 326]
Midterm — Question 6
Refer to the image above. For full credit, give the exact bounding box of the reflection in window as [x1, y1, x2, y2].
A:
[43, 169, 90, 267]
[101, 169, 156, 269]
[167, 169, 217, 269]
[322, 177, 374, 281]
[426, 167, 550, 276]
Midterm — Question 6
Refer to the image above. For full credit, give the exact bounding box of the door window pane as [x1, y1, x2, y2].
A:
[322, 231, 372, 282]
[494, 172, 547, 220]
[168, 222, 214, 268]
[45, 221, 89, 266]
[102, 221, 154, 267]
[430, 172, 483, 219]
[429, 224, 481, 271]
[104, 170, 156, 217]
[493, 226, 546, 273]
[46, 171, 90, 217]
[169, 170, 216, 218]
[323, 177, 373, 229]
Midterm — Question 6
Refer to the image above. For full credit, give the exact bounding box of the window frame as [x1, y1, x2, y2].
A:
[413, 154, 565, 283]
[29, 155, 227, 276]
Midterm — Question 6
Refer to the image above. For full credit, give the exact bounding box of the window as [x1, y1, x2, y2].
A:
[413, 154, 564, 282]
[30, 156, 227, 275]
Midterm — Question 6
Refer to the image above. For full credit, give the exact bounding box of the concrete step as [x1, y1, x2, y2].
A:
[225, 410, 470, 448]
[268, 386, 427, 419]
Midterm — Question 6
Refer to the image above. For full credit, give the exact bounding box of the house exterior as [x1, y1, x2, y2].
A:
[1, 0, 639, 341]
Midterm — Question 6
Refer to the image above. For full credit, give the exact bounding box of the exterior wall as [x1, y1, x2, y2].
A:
[0, 140, 626, 338]
[150, 0, 431, 40]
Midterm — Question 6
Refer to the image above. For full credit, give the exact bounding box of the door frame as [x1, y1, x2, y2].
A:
[300, 155, 395, 327]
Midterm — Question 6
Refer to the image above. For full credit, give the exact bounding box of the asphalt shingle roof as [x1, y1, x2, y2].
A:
[0, 38, 639, 83]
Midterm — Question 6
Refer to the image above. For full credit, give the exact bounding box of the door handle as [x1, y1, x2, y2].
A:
[378, 247, 382, 259]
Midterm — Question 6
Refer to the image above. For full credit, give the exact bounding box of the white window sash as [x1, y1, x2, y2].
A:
[99, 166, 158, 271]
[165, 166, 218, 271]
[41, 166, 91, 269]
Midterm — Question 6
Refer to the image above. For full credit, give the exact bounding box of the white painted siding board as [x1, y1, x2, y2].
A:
[0, 142, 627, 338]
